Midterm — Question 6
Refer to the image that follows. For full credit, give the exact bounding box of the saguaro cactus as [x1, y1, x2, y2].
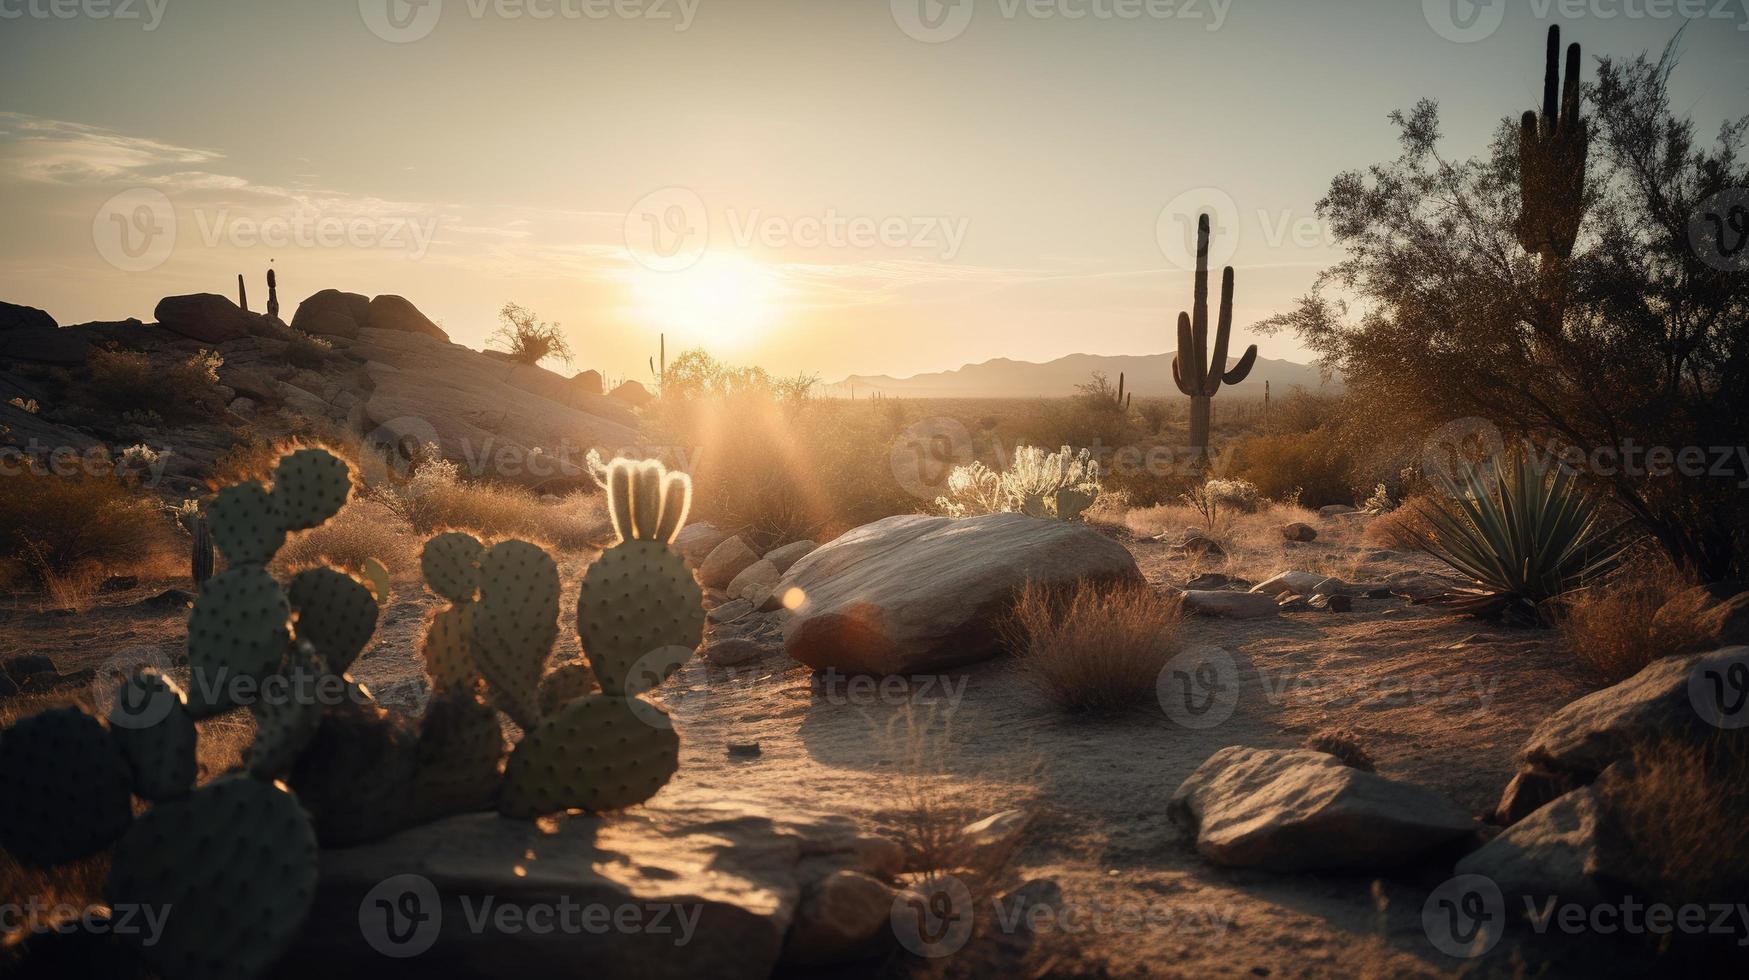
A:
[237, 274, 249, 312]
[1171, 213, 1257, 458]
[266, 267, 280, 319]
[1516, 25, 1587, 262]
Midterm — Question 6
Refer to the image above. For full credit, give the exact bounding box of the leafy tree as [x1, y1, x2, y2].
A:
[1263, 38, 1749, 581]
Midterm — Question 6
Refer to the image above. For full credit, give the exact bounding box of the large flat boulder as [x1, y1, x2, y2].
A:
[367, 294, 449, 341]
[353, 329, 638, 487]
[778, 513, 1142, 675]
[153, 293, 256, 344]
[290, 796, 901, 979]
[0, 300, 55, 333]
[1519, 647, 1744, 778]
[1167, 746, 1477, 872]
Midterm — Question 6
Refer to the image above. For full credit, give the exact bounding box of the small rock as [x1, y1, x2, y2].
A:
[134, 588, 196, 609]
[781, 870, 898, 967]
[229, 396, 257, 416]
[707, 598, 755, 624]
[1318, 505, 1357, 517]
[2, 654, 56, 679]
[673, 522, 729, 565]
[727, 559, 782, 607]
[728, 742, 762, 758]
[1494, 765, 1578, 825]
[1185, 573, 1230, 590]
[1169, 529, 1225, 557]
[1280, 523, 1317, 543]
[1251, 571, 1343, 598]
[1182, 590, 1279, 619]
[763, 540, 817, 574]
[958, 809, 1029, 864]
[1456, 786, 1614, 906]
[699, 536, 761, 590]
[704, 637, 767, 667]
[1307, 594, 1354, 613]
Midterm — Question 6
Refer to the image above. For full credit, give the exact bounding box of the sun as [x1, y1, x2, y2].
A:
[631, 254, 781, 346]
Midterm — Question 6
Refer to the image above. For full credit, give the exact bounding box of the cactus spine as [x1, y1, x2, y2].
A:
[1516, 25, 1587, 264]
[1171, 213, 1257, 459]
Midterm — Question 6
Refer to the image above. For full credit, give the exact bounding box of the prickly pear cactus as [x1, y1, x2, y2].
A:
[207, 481, 286, 565]
[422, 530, 484, 602]
[422, 602, 483, 696]
[272, 447, 352, 531]
[107, 668, 197, 802]
[287, 567, 379, 672]
[287, 699, 419, 847]
[538, 661, 598, 715]
[471, 539, 560, 728]
[244, 644, 326, 779]
[500, 694, 678, 817]
[411, 693, 505, 820]
[0, 708, 134, 866]
[186, 565, 292, 716]
[575, 458, 705, 696]
[107, 775, 318, 980]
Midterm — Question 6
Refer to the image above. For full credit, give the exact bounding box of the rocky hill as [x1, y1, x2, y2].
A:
[0, 292, 642, 497]
[827, 351, 1335, 400]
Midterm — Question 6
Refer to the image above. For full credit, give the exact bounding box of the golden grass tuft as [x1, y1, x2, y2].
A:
[1557, 561, 1700, 683]
[0, 470, 178, 602]
[271, 497, 423, 580]
[1002, 579, 1183, 715]
[1601, 736, 1749, 912]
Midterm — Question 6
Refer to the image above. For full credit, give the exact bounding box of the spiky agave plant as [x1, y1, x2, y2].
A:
[1413, 451, 1623, 624]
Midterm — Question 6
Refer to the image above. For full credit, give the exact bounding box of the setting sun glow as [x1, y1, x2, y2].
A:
[631, 254, 781, 347]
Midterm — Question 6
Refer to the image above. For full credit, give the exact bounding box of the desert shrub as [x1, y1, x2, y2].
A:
[1224, 426, 1354, 507]
[1362, 497, 1437, 551]
[1416, 453, 1623, 622]
[489, 302, 572, 367]
[1002, 580, 1183, 714]
[0, 469, 177, 597]
[1557, 560, 1700, 682]
[207, 434, 367, 491]
[271, 498, 422, 579]
[86, 346, 224, 423]
[1601, 737, 1749, 924]
[372, 444, 607, 549]
[937, 446, 1101, 520]
[1304, 728, 1375, 771]
[283, 331, 332, 370]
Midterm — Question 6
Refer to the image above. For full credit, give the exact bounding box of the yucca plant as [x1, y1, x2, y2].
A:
[1412, 451, 1623, 625]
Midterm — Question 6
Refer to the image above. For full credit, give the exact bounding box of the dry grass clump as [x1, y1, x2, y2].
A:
[1002, 580, 1183, 715]
[1601, 737, 1749, 915]
[206, 433, 364, 490]
[271, 497, 422, 580]
[378, 472, 608, 550]
[0, 470, 178, 603]
[1557, 561, 1698, 683]
[86, 346, 225, 423]
[1360, 497, 1437, 551]
[1224, 426, 1356, 507]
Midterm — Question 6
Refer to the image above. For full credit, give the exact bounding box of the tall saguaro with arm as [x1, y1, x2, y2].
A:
[1172, 213, 1257, 460]
[1516, 25, 1587, 265]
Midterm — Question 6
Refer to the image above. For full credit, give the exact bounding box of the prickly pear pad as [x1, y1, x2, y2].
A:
[0, 708, 134, 867]
[422, 602, 483, 696]
[207, 481, 285, 565]
[576, 539, 705, 696]
[288, 567, 379, 672]
[107, 776, 317, 980]
[108, 668, 197, 802]
[500, 693, 678, 816]
[412, 693, 506, 820]
[272, 447, 352, 531]
[186, 565, 292, 716]
[471, 539, 559, 728]
[422, 530, 484, 603]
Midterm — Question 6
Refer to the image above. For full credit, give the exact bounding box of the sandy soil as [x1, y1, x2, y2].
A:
[0, 512, 1646, 978]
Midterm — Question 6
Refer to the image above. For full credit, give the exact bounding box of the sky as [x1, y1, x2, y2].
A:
[1, 0, 1745, 383]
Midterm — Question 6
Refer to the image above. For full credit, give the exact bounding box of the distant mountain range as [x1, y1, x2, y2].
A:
[824, 352, 1337, 400]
